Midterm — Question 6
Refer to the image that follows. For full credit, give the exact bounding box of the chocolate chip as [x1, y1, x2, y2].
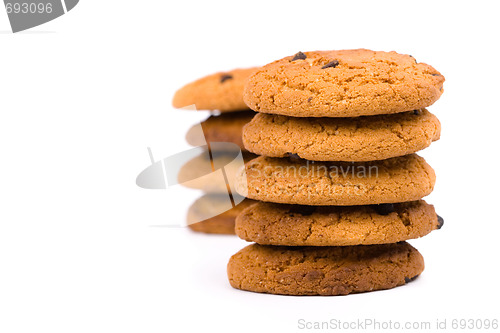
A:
[373, 203, 395, 215]
[220, 74, 233, 83]
[321, 60, 339, 69]
[437, 214, 444, 229]
[405, 275, 418, 283]
[413, 109, 420, 115]
[288, 205, 316, 216]
[285, 152, 301, 161]
[431, 73, 441, 77]
[291, 51, 307, 61]
[307, 97, 313, 103]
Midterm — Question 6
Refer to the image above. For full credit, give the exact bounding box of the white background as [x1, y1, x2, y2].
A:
[1, 1, 499, 332]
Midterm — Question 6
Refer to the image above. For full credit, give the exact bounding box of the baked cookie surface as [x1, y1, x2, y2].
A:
[235, 200, 442, 245]
[243, 49, 444, 117]
[227, 242, 424, 295]
[236, 154, 435, 206]
[243, 109, 440, 161]
[187, 195, 256, 234]
[186, 110, 255, 150]
[173, 67, 258, 112]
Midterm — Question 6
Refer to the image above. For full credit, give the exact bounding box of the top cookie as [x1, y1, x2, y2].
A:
[173, 67, 258, 112]
[243, 49, 444, 117]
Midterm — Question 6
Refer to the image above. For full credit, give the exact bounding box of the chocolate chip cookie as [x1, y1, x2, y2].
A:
[243, 109, 440, 161]
[227, 242, 424, 295]
[173, 67, 258, 112]
[236, 154, 435, 205]
[243, 49, 444, 117]
[235, 200, 442, 245]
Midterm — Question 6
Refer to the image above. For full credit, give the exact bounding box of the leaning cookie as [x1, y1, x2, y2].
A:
[187, 194, 256, 234]
[243, 109, 440, 161]
[236, 154, 435, 206]
[227, 242, 424, 296]
[244, 49, 444, 117]
[173, 67, 258, 112]
[235, 200, 443, 246]
[186, 110, 256, 150]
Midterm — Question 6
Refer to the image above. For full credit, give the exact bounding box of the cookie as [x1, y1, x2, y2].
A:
[227, 242, 424, 295]
[178, 150, 257, 194]
[235, 200, 442, 246]
[173, 67, 258, 112]
[243, 49, 444, 117]
[236, 154, 435, 206]
[187, 194, 256, 234]
[243, 109, 440, 161]
[186, 110, 256, 150]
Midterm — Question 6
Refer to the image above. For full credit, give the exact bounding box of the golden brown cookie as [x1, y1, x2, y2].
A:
[186, 111, 256, 150]
[178, 150, 257, 194]
[173, 67, 258, 112]
[187, 195, 256, 234]
[243, 49, 444, 117]
[227, 242, 424, 295]
[235, 200, 443, 245]
[236, 154, 435, 206]
[243, 109, 440, 161]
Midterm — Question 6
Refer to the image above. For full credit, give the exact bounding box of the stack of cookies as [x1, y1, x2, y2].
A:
[173, 68, 258, 234]
[228, 49, 445, 295]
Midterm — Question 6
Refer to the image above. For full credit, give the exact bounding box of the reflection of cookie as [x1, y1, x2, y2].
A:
[173, 68, 258, 112]
[227, 242, 424, 295]
[187, 195, 256, 234]
[236, 200, 441, 245]
[237, 154, 435, 206]
[244, 49, 444, 117]
[178, 151, 257, 194]
[243, 109, 440, 161]
[186, 111, 255, 150]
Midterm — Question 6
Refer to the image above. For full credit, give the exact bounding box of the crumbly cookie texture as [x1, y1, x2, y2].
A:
[243, 109, 440, 161]
[227, 242, 424, 296]
[243, 49, 444, 117]
[187, 195, 256, 234]
[186, 111, 256, 150]
[235, 200, 442, 245]
[173, 67, 258, 112]
[236, 154, 435, 206]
